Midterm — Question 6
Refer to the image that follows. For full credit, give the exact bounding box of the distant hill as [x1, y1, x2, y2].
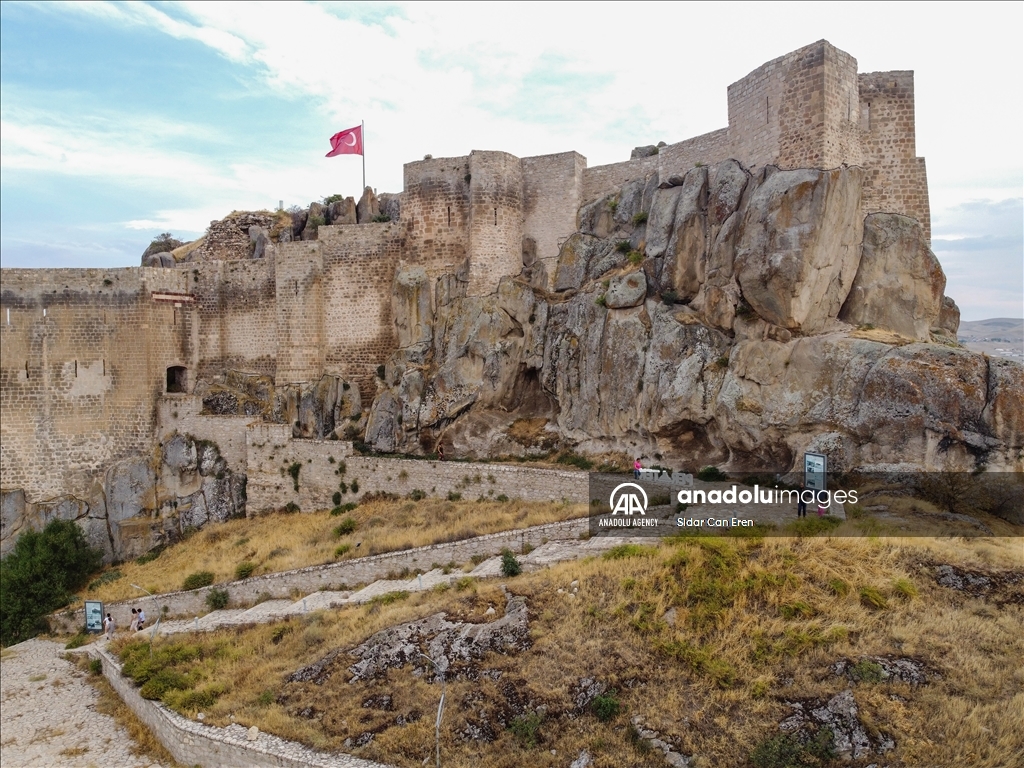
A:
[958, 318, 1024, 362]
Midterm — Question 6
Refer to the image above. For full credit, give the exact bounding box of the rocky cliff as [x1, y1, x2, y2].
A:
[366, 162, 1023, 474]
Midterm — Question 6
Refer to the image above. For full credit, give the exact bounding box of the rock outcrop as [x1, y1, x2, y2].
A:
[365, 161, 1023, 473]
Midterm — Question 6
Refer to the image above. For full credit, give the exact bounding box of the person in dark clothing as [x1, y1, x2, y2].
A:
[797, 485, 807, 518]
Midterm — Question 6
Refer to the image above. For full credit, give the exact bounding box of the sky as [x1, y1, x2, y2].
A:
[1, 1, 1021, 321]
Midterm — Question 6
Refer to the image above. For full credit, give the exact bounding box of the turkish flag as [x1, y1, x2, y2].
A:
[326, 125, 363, 157]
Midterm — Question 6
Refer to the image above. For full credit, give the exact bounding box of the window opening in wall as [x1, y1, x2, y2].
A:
[494, 208, 497, 226]
[75, 360, 78, 377]
[43, 308, 47, 317]
[447, 206, 451, 227]
[25, 360, 29, 377]
[766, 96, 769, 124]
[6, 308, 9, 325]
[166, 365, 187, 394]
[102, 359, 105, 375]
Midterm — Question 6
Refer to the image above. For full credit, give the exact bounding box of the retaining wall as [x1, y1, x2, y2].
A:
[93, 645, 389, 767]
[51, 516, 587, 633]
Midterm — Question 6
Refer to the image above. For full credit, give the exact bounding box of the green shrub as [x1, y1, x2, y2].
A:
[335, 544, 352, 557]
[892, 577, 918, 599]
[205, 589, 229, 610]
[371, 213, 391, 222]
[136, 547, 163, 565]
[182, 571, 215, 591]
[88, 569, 124, 591]
[615, 239, 632, 253]
[332, 491, 342, 506]
[849, 659, 884, 683]
[859, 585, 888, 610]
[376, 365, 386, 380]
[0, 519, 104, 645]
[696, 466, 728, 482]
[333, 518, 357, 537]
[234, 561, 256, 580]
[509, 712, 543, 748]
[331, 503, 358, 516]
[283, 502, 301, 514]
[408, 489, 427, 501]
[65, 632, 88, 650]
[496, 494, 509, 502]
[288, 462, 301, 491]
[369, 590, 409, 607]
[139, 668, 191, 699]
[556, 452, 594, 470]
[350, 479, 359, 494]
[447, 491, 462, 501]
[627, 250, 644, 265]
[632, 211, 648, 225]
[603, 543, 652, 560]
[307, 214, 325, 229]
[257, 689, 275, 706]
[89, 658, 103, 675]
[828, 578, 850, 596]
[591, 690, 620, 722]
[662, 290, 679, 305]
[500, 549, 522, 577]
[750, 727, 835, 768]
[596, 294, 607, 307]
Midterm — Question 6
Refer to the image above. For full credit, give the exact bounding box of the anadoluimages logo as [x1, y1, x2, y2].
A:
[609, 483, 648, 516]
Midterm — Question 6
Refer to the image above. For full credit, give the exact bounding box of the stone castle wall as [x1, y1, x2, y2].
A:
[0, 268, 193, 501]
[0, 39, 933, 538]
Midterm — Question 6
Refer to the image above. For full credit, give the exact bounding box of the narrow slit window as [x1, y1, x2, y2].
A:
[494, 208, 498, 226]
[447, 206, 451, 227]
[75, 360, 78, 377]
[766, 96, 769, 124]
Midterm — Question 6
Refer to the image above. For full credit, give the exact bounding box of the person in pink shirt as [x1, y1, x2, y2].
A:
[634, 457, 642, 479]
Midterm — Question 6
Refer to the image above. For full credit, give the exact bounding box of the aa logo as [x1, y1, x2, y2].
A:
[609, 483, 648, 516]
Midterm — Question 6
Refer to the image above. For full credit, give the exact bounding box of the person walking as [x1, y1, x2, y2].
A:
[634, 457, 642, 480]
[129, 608, 139, 632]
[797, 485, 807, 518]
[137, 607, 146, 631]
[103, 612, 115, 640]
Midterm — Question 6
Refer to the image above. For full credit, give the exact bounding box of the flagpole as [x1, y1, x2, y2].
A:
[361, 120, 366, 191]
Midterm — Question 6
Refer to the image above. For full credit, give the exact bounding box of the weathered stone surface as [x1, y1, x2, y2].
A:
[605, 270, 647, 308]
[661, 166, 709, 299]
[779, 689, 893, 759]
[553, 234, 606, 292]
[735, 167, 863, 333]
[142, 252, 176, 268]
[378, 193, 400, 222]
[938, 295, 960, 337]
[630, 144, 660, 159]
[577, 194, 616, 238]
[249, 225, 270, 259]
[393, 265, 433, 351]
[141, 236, 183, 263]
[839, 214, 944, 339]
[356, 186, 380, 223]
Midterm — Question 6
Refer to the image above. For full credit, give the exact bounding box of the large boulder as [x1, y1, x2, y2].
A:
[393, 265, 433, 352]
[327, 197, 357, 225]
[938, 295, 961, 337]
[734, 167, 863, 333]
[356, 187, 380, 223]
[839, 213, 944, 340]
[605, 270, 647, 308]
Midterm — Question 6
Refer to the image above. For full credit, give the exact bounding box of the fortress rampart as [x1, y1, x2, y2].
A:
[0, 40, 937, 554]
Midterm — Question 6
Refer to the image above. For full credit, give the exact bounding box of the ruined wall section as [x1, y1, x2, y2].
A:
[859, 71, 930, 240]
[467, 150, 524, 296]
[274, 243, 324, 386]
[0, 268, 194, 500]
[318, 223, 403, 399]
[402, 155, 472, 287]
[522, 151, 585, 289]
[191, 259, 277, 383]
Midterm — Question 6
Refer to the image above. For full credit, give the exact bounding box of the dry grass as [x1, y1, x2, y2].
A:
[81, 497, 585, 603]
[169, 237, 204, 262]
[109, 535, 1024, 768]
[849, 327, 915, 345]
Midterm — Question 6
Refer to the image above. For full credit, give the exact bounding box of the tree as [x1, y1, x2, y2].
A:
[0, 519, 103, 646]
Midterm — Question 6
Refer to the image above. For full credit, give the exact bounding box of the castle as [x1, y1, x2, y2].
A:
[0, 41, 935, 551]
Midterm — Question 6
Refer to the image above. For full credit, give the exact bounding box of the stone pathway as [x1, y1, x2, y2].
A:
[0, 638, 168, 768]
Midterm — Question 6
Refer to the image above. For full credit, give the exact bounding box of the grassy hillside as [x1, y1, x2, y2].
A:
[80, 497, 585, 603]
[111, 533, 1023, 768]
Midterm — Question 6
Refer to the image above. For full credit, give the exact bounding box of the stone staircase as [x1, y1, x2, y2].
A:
[140, 536, 631, 639]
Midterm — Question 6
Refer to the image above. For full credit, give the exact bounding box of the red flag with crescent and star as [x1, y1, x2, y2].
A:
[326, 125, 363, 157]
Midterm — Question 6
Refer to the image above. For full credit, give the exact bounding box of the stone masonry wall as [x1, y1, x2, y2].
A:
[55, 514, 585, 631]
[656, 128, 732, 178]
[244, 424, 586, 514]
[522, 151, 586, 288]
[94, 645, 381, 768]
[157, 395, 255, 473]
[822, 44, 862, 168]
[467, 151, 525, 296]
[859, 71, 930, 240]
[402, 155, 472, 286]
[192, 258, 278, 382]
[274, 243, 324, 385]
[319, 223, 403, 401]
[581, 154, 659, 202]
[0, 268, 194, 501]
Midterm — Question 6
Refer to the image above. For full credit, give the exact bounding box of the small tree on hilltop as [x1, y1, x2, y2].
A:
[0, 519, 104, 646]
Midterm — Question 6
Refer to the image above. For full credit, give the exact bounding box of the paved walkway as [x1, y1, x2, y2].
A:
[0, 638, 168, 768]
